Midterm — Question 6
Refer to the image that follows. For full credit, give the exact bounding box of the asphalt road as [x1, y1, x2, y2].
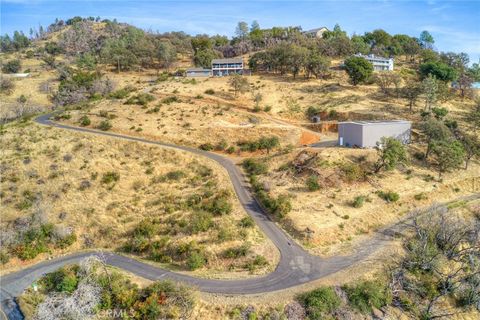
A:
[1, 113, 478, 319]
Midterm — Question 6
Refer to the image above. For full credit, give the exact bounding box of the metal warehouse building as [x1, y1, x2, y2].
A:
[338, 120, 411, 148]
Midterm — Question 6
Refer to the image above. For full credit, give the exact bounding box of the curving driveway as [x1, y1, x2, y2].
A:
[1, 113, 479, 319]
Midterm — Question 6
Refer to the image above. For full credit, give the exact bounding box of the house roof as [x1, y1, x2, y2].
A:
[211, 58, 243, 64]
[304, 27, 328, 34]
[354, 53, 393, 62]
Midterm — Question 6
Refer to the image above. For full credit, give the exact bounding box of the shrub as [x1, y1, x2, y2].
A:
[201, 192, 232, 215]
[165, 170, 185, 181]
[133, 219, 156, 238]
[245, 255, 269, 272]
[97, 120, 112, 131]
[79, 115, 91, 126]
[190, 211, 213, 233]
[264, 105, 272, 112]
[351, 196, 365, 208]
[101, 171, 120, 184]
[377, 190, 399, 202]
[109, 86, 135, 99]
[2, 59, 21, 73]
[239, 216, 255, 228]
[199, 143, 214, 151]
[187, 251, 206, 270]
[215, 139, 228, 151]
[242, 158, 268, 175]
[41, 266, 79, 294]
[161, 96, 181, 104]
[223, 243, 250, 259]
[414, 192, 428, 201]
[306, 175, 320, 191]
[204, 89, 215, 95]
[0, 78, 15, 94]
[299, 287, 341, 318]
[125, 93, 155, 106]
[226, 146, 235, 154]
[340, 163, 365, 182]
[343, 280, 392, 314]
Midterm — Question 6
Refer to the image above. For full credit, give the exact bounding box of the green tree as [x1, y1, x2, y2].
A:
[373, 137, 408, 173]
[306, 52, 330, 79]
[101, 38, 137, 72]
[421, 118, 452, 159]
[467, 100, 480, 133]
[228, 74, 250, 97]
[289, 45, 308, 79]
[156, 41, 177, 71]
[459, 133, 480, 169]
[191, 36, 217, 68]
[235, 21, 249, 40]
[431, 139, 465, 178]
[76, 53, 97, 70]
[344, 56, 373, 85]
[403, 81, 422, 112]
[422, 74, 438, 111]
[250, 20, 260, 32]
[420, 61, 458, 82]
[419, 30, 435, 49]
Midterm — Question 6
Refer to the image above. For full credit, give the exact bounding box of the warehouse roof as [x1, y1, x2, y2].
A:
[339, 120, 411, 125]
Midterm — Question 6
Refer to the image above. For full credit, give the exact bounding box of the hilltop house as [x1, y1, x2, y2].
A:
[338, 120, 411, 148]
[303, 27, 329, 38]
[211, 58, 244, 76]
[354, 53, 394, 71]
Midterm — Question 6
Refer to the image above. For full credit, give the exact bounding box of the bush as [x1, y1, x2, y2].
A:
[41, 266, 79, 294]
[201, 192, 232, 215]
[79, 115, 91, 126]
[245, 255, 269, 272]
[223, 243, 250, 259]
[351, 196, 365, 208]
[2, 59, 21, 73]
[0, 78, 15, 94]
[109, 86, 135, 99]
[299, 287, 341, 319]
[187, 251, 206, 270]
[165, 170, 185, 181]
[377, 190, 399, 202]
[161, 95, 181, 104]
[101, 171, 120, 184]
[306, 175, 320, 191]
[125, 93, 155, 106]
[340, 163, 366, 182]
[242, 158, 268, 175]
[199, 143, 214, 151]
[343, 280, 392, 314]
[204, 89, 215, 95]
[97, 120, 112, 131]
[239, 216, 255, 228]
[190, 211, 213, 233]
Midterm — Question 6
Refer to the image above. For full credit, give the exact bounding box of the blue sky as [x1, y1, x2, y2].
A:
[1, 0, 479, 63]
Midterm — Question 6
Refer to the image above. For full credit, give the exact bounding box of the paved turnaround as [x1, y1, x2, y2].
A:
[1, 113, 479, 319]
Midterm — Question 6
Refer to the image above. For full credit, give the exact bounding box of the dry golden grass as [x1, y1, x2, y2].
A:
[259, 146, 480, 257]
[0, 121, 277, 277]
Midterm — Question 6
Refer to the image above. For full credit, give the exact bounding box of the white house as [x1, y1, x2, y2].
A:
[354, 53, 394, 71]
[303, 27, 329, 38]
